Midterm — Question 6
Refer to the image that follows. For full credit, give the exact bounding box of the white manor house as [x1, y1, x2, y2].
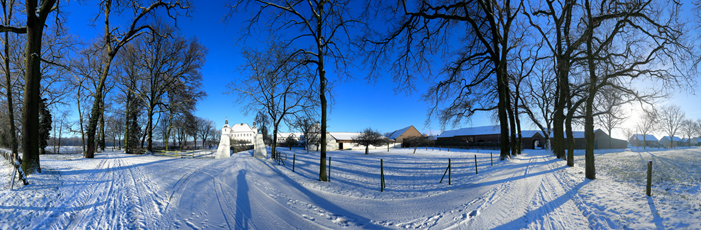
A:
[222, 119, 256, 144]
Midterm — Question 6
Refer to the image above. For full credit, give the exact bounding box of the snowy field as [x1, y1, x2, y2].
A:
[0, 146, 699, 229]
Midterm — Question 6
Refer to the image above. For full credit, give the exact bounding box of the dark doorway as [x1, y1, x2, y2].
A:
[339, 142, 344, 150]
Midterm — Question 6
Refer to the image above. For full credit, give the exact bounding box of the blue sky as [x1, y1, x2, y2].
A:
[60, 1, 700, 139]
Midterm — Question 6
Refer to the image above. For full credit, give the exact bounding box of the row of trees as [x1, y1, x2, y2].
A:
[0, 0, 208, 178]
[627, 104, 701, 148]
[229, 0, 698, 181]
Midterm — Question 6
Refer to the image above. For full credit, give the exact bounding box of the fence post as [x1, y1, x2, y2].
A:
[448, 158, 451, 185]
[491, 152, 493, 166]
[381, 159, 385, 192]
[293, 154, 296, 172]
[439, 146, 441, 151]
[475, 155, 478, 174]
[448, 146, 450, 152]
[646, 161, 652, 196]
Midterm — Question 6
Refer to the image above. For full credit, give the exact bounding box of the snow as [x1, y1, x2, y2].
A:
[437, 125, 501, 138]
[632, 134, 659, 142]
[386, 126, 412, 140]
[660, 136, 683, 142]
[1, 147, 699, 229]
[329, 132, 362, 141]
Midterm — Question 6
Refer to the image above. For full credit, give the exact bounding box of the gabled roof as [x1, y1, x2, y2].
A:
[660, 136, 683, 141]
[520, 130, 545, 138]
[329, 132, 362, 141]
[231, 123, 254, 132]
[631, 134, 658, 142]
[385, 126, 412, 139]
[437, 125, 502, 138]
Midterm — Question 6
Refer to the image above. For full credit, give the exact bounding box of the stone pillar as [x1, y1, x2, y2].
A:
[252, 124, 266, 158]
[216, 122, 231, 159]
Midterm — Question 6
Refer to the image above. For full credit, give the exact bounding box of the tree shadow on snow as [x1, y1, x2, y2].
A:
[492, 179, 591, 229]
[259, 160, 386, 228]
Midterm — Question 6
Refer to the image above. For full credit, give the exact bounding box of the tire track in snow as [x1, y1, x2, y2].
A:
[28, 154, 112, 230]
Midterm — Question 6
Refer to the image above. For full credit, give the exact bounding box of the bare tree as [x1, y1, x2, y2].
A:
[352, 128, 389, 155]
[230, 0, 359, 181]
[579, 0, 694, 179]
[362, 0, 523, 160]
[84, 0, 191, 158]
[636, 107, 658, 149]
[520, 59, 556, 152]
[196, 117, 214, 149]
[229, 43, 316, 162]
[126, 23, 206, 152]
[290, 116, 318, 153]
[680, 119, 696, 147]
[0, 0, 59, 175]
[595, 88, 627, 149]
[659, 104, 685, 148]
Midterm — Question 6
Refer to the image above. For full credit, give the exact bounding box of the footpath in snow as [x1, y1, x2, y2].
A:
[0, 147, 699, 229]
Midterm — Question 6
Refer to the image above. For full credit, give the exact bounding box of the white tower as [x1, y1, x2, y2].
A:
[216, 119, 231, 159]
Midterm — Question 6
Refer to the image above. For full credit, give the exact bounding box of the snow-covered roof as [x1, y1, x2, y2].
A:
[386, 126, 412, 140]
[437, 125, 502, 138]
[329, 132, 362, 141]
[520, 130, 545, 138]
[231, 123, 254, 133]
[660, 136, 683, 142]
[631, 134, 658, 141]
[549, 131, 586, 139]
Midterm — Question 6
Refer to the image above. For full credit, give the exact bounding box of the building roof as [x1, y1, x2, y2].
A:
[660, 136, 683, 142]
[231, 123, 254, 132]
[631, 134, 658, 142]
[437, 125, 502, 138]
[520, 130, 545, 138]
[385, 126, 413, 140]
[329, 132, 362, 141]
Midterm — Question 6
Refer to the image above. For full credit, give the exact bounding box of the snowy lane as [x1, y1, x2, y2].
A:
[1, 148, 601, 229]
[23, 152, 169, 230]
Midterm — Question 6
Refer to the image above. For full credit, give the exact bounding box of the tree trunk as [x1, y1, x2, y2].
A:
[272, 126, 278, 160]
[553, 71, 567, 159]
[366, 146, 369, 154]
[3, 9, 18, 162]
[584, 0, 596, 180]
[497, 68, 510, 160]
[21, 0, 54, 174]
[506, 88, 517, 156]
[124, 91, 131, 153]
[99, 97, 106, 152]
[146, 106, 153, 152]
[86, 58, 113, 158]
[318, 33, 328, 181]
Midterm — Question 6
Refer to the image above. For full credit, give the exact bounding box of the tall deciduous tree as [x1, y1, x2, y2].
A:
[581, 0, 694, 179]
[126, 23, 206, 152]
[0, 0, 59, 175]
[595, 88, 627, 149]
[659, 104, 685, 148]
[84, 0, 191, 158]
[363, 0, 523, 160]
[636, 107, 658, 149]
[230, 0, 358, 181]
[229, 43, 316, 162]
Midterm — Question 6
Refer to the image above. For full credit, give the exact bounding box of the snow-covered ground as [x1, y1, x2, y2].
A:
[0, 147, 699, 229]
